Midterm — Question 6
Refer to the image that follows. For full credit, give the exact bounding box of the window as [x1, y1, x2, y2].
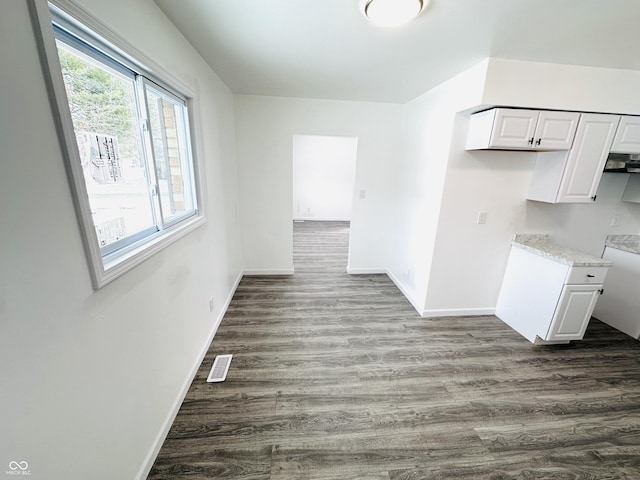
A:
[30, 1, 204, 288]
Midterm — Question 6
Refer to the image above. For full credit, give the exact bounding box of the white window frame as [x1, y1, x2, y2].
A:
[28, 0, 206, 289]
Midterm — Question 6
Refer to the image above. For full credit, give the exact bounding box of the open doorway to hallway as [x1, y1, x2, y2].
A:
[292, 134, 358, 272]
[293, 221, 350, 273]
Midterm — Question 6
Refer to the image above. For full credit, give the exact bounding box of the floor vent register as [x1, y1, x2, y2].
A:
[207, 354, 232, 382]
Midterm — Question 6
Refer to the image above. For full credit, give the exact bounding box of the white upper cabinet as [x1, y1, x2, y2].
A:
[534, 111, 581, 150]
[467, 109, 537, 150]
[556, 114, 620, 203]
[466, 108, 579, 151]
[610, 116, 640, 153]
[528, 113, 620, 203]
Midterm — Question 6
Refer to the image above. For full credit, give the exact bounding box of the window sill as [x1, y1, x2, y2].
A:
[95, 214, 206, 289]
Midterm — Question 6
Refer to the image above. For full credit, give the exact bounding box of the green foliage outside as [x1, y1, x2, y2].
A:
[57, 46, 140, 162]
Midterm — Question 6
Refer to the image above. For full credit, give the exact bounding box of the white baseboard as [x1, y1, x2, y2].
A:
[243, 268, 294, 275]
[384, 270, 496, 319]
[293, 217, 351, 222]
[385, 270, 425, 316]
[421, 307, 496, 318]
[136, 271, 243, 480]
[346, 267, 386, 274]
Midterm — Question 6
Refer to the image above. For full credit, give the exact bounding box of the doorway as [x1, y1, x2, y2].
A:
[292, 134, 358, 271]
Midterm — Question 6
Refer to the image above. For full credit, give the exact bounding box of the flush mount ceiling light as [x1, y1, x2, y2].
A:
[364, 0, 426, 28]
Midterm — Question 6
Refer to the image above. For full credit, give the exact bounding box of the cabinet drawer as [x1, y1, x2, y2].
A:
[565, 266, 608, 285]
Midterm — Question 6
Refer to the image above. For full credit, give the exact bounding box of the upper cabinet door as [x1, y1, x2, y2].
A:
[466, 108, 578, 151]
[533, 111, 580, 151]
[610, 116, 640, 154]
[489, 109, 538, 149]
[556, 113, 620, 203]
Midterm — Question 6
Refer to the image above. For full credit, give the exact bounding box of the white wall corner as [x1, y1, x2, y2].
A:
[385, 269, 425, 316]
[135, 271, 243, 480]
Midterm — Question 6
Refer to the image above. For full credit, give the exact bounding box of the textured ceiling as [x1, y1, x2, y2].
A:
[154, 0, 640, 103]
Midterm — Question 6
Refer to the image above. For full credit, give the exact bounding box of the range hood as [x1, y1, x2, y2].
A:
[604, 153, 640, 173]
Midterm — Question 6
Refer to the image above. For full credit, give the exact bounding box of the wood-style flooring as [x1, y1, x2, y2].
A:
[148, 221, 640, 479]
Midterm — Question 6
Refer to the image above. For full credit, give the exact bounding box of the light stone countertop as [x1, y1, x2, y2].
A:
[512, 234, 613, 267]
[605, 235, 640, 255]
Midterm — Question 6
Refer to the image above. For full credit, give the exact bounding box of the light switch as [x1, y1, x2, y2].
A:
[477, 211, 487, 224]
[610, 213, 621, 227]
[359, 189, 366, 199]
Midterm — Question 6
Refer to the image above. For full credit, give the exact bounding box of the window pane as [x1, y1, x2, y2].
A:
[56, 41, 156, 249]
[145, 85, 195, 225]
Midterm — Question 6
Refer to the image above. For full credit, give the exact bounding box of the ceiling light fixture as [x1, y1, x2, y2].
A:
[364, 0, 425, 28]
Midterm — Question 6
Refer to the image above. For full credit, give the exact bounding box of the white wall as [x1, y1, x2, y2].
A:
[235, 95, 403, 274]
[387, 61, 488, 312]
[482, 58, 640, 115]
[0, 1, 242, 479]
[422, 59, 640, 315]
[292, 134, 357, 221]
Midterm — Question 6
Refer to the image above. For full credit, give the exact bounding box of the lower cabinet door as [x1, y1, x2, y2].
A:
[546, 284, 601, 341]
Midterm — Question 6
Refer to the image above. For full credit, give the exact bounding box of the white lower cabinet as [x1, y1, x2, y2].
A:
[546, 285, 602, 342]
[593, 246, 640, 339]
[496, 245, 609, 344]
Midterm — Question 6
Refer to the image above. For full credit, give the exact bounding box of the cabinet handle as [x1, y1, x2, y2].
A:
[535, 138, 541, 146]
[586, 274, 595, 278]
[528, 137, 534, 145]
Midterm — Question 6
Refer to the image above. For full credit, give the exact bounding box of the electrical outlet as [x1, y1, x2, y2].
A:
[403, 267, 415, 287]
[209, 297, 215, 312]
[359, 189, 366, 199]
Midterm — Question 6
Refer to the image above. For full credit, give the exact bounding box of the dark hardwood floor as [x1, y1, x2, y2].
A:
[148, 221, 640, 479]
